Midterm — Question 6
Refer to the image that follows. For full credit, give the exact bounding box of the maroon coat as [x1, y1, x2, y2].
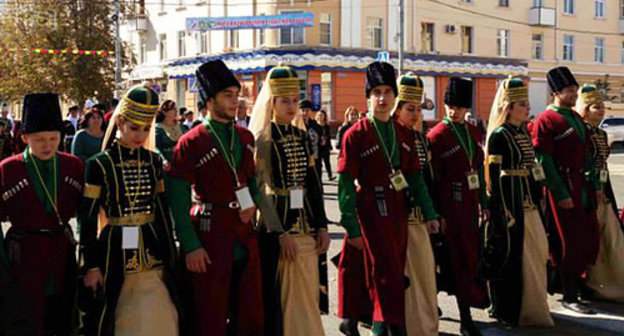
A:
[171, 124, 263, 336]
[531, 108, 599, 275]
[427, 121, 487, 307]
[0, 152, 83, 335]
[337, 118, 419, 326]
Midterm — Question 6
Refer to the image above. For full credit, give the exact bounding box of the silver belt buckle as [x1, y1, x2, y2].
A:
[229, 201, 240, 209]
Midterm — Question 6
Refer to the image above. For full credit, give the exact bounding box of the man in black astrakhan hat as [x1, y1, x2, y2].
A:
[0, 93, 84, 335]
[530, 66, 600, 314]
[168, 60, 268, 335]
[427, 77, 489, 336]
[338, 61, 424, 335]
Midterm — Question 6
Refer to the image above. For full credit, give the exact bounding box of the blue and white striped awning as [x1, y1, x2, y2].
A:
[165, 48, 528, 79]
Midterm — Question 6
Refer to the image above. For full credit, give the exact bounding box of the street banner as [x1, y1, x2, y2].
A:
[186, 13, 314, 31]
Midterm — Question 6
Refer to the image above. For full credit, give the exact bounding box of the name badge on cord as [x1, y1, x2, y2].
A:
[122, 227, 139, 250]
[290, 188, 304, 209]
[532, 165, 546, 181]
[600, 169, 608, 183]
[389, 170, 409, 191]
[235, 186, 255, 211]
[467, 171, 480, 190]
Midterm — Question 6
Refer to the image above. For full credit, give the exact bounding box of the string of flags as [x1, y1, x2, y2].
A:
[1, 47, 114, 56]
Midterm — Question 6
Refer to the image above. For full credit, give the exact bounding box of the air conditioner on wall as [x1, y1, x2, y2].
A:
[445, 24, 457, 34]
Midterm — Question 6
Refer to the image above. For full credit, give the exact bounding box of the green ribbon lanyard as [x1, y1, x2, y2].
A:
[370, 116, 398, 172]
[444, 118, 474, 171]
[205, 121, 241, 186]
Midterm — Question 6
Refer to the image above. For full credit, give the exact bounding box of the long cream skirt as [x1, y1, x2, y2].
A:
[405, 214, 438, 336]
[279, 234, 326, 336]
[518, 209, 553, 327]
[587, 201, 624, 303]
[114, 269, 178, 336]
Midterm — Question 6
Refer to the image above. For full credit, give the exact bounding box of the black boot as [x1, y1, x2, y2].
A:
[339, 318, 361, 336]
[561, 273, 595, 315]
[459, 302, 482, 336]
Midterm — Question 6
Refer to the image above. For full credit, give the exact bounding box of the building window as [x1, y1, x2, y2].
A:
[227, 30, 239, 49]
[461, 26, 473, 54]
[595, 38, 605, 63]
[139, 35, 147, 64]
[280, 11, 304, 46]
[563, 35, 574, 61]
[366, 17, 383, 49]
[159, 33, 167, 60]
[256, 14, 266, 47]
[532, 34, 543, 60]
[198, 31, 208, 54]
[533, 0, 543, 6]
[595, 0, 605, 18]
[564, 0, 574, 14]
[320, 13, 332, 46]
[621, 41, 624, 64]
[621, 0, 624, 19]
[177, 30, 186, 57]
[497, 29, 510, 57]
[499, 0, 509, 7]
[160, 0, 165, 12]
[460, 0, 473, 3]
[421, 22, 435, 53]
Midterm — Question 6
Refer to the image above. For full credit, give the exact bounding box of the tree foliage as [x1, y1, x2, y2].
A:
[0, 0, 135, 105]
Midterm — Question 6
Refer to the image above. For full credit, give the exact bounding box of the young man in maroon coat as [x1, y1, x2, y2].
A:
[427, 77, 488, 336]
[532, 66, 600, 314]
[338, 62, 438, 336]
[0, 93, 84, 335]
[168, 60, 267, 335]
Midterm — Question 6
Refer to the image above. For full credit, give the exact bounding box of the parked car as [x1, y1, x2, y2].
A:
[600, 116, 624, 148]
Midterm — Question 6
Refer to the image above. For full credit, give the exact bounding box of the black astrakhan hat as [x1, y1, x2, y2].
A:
[195, 60, 241, 103]
[547, 66, 579, 93]
[21, 93, 64, 134]
[444, 77, 473, 108]
[299, 99, 314, 110]
[365, 62, 398, 98]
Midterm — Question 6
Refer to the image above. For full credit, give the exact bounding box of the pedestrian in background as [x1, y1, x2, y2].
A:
[71, 107, 105, 161]
[336, 106, 358, 153]
[316, 110, 335, 181]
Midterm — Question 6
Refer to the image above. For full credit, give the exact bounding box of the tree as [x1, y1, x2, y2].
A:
[0, 0, 135, 106]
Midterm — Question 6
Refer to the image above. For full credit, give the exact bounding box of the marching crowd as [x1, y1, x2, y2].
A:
[0, 59, 623, 336]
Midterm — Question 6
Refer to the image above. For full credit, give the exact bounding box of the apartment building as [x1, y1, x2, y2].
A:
[122, 0, 624, 122]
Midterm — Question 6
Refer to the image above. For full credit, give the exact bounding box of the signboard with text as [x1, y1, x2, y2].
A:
[186, 13, 314, 31]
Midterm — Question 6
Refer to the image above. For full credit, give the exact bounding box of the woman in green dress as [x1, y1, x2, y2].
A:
[79, 84, 179, 336]
[71, 107, 105, 160]
[484, 77, 553, 327]
[155, 100, 184, 183]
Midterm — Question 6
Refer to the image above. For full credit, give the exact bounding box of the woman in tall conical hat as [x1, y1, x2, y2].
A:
[79, 84, 180, 336]
[484, 77, 553, 327]
[577, 84, 624, 303]
[392, 72, 440, 336]
[249, 64, 330, 336]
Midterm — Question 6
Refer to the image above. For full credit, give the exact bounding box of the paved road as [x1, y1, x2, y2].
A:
[4, 151, 624, 335]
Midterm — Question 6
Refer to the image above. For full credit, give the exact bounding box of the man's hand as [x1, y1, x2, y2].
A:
[279, 234, 298, 260]
[425, 219, 440, 234]
[440, 218, 447, 235]
[481, 209, 491, 223]
[84, 269, 104, 292]
[186, 248, 212, 273]
[347, 236, 364, 250]
[316, 230, 331, 254]
[239, 206, 257, 224]
[163, 160, 172, 172]
[558, 198, 574, 210]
